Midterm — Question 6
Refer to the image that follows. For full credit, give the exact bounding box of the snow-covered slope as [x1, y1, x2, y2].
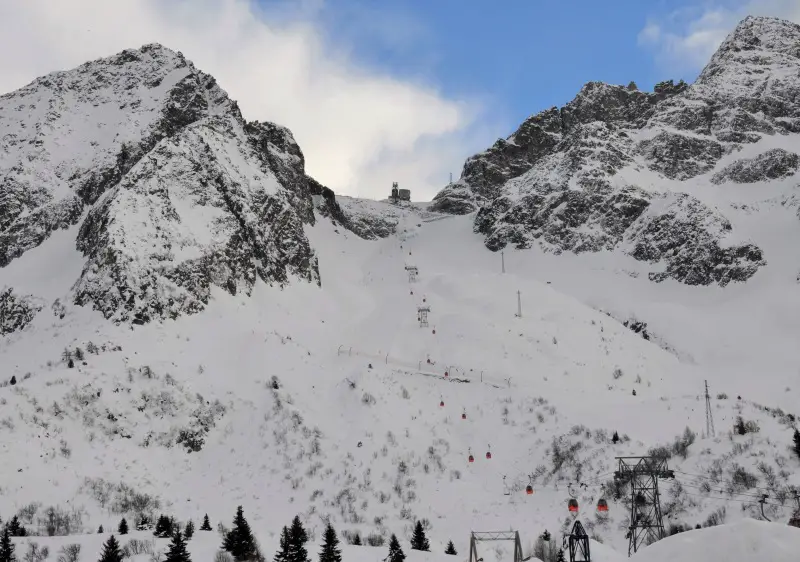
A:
[1, 205, 799, 559]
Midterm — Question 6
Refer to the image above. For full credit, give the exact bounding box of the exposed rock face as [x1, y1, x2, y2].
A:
[712, 149, 799, 184]
[624, 193, 764, 285]
[0, 43, 342, 323]
[432, 16, 800, 286]
[0, 288, 41, 335]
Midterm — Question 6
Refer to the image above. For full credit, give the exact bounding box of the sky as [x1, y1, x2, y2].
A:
[1, 0, 799, 201]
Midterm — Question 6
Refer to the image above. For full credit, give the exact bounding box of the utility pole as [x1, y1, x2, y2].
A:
[704, 380, 715, 437]
[450, 172, 453, 184]
[615, 456, 673, 557]
[515, 291, 522, 318]
[501, 251, 505, 273]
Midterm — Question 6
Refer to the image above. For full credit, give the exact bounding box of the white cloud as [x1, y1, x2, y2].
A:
[639, 0, 800, 74]
[0, 0, 486, 200]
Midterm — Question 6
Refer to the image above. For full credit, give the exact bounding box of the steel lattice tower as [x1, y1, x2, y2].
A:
[704, 380, 715, 437]
[468, 531, 523, 562]
[615, 456, 674, 557]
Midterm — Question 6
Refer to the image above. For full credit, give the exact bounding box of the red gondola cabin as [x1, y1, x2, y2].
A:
[597, 499, 608, 512]
[526, 485, 533, 495]
[568, 499, 579, 512]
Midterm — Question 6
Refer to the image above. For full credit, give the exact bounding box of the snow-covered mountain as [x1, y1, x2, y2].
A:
[1, 17, 800, 562]
[0, 44, 363, 325]
[431, 15, 800, 288]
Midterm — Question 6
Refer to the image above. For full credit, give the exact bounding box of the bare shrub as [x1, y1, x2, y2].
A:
[57, 545, 81, 562]
[122, 539, 154, 557]
[37, 505, 85, 536]
[17, 503, 41, 524]
[341, 530, 362, 545]
[612, 368, 623, 380]
[366, 533, 385, 547]
[361, 393, 376, 405]
[672, 427, 696, 459]
[703, 507, 726, 527]
[23, 543, 49, 562]
[729, 464, 759, 491]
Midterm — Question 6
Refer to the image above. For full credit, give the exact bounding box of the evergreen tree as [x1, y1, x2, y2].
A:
[793, 428, 800, 460]
[556, 549, 566, 562]
[165, 530, 192, 562]
[387, 535, 405, 562]
[289, 517, 308, 544]
[154, 515, 173, 538]
[118, 518, 128, 535]
[611, 431, 620, 444]
[444, 541, 457, 556]
[222, 506, 258, 562]
[200, 515, 212, 531]
[287, 517, 308, 562]
[184, 521, 194, 540]
[351, 534, 361, 547]
[410, 521, 429, 552]
[273, 527, 290, 562]
[0, 527, 15, 562]
[9, 376, 15, 386]
[98, 536, 122, 562]
[318, 524, 341, 562]
[98, 526, 104, 534]
[7, 517, 23, 537]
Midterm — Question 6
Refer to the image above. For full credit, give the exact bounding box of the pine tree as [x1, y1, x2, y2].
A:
[0, 527, 15, 562]
[289, 517, 308, 545]
[9, 376, 15, 386]
[444, 541, 457, 555]
[222, 506, 258, 562]
[200, 515, 212, 531]
[351, 534, 361, 546]
[184, 521, 194, 540]
[273, 527, 290, 562]
[118, 518, 128, 535]
[154, 515, 174, 538]
[7, 517, 23, 537]
[611, 431, 620, 444]
[387, 535, 405, 562]
[318, 524, 341, 562]
[410, 521, 429, 552]
[556, 548, 566, 562]
[98, 536, 122, 562]
[98, 525, 104, 534]
[287, 517, 308, 562]
[165, 530, 192, 562]
[793, 428, 800, 460]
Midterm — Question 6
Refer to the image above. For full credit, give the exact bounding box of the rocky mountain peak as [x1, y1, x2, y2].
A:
[0, 43, 363, 326]
[430, 14, 798, 287]
[695, 15, 800, 100]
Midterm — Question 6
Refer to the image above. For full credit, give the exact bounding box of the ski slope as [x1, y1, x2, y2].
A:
[0, 203, 798, 559]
